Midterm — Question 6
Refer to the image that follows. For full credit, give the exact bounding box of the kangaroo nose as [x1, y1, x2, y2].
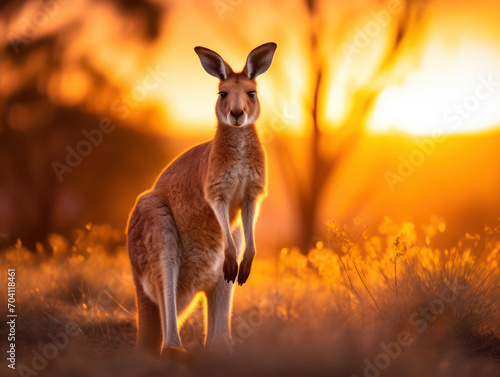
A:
[230, 110, 244, 118]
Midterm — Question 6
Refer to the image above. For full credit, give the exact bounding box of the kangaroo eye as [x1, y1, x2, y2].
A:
[248, 91, 256, 98]
[218, 92, 227, 99]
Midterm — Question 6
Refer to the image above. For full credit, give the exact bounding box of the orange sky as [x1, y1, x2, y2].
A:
[2, 0, 500, 247]
[3, 0, 500, 137]
[153, 0, 500, 137]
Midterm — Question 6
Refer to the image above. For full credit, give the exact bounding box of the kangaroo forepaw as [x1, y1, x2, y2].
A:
[223, 255, 238, 283]
[237, 258, 253, 285]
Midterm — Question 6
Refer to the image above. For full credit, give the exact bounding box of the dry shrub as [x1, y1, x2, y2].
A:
[0, 217, 498, 376]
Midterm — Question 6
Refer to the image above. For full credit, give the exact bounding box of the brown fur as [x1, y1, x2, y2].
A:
[127, 43, 277, 353]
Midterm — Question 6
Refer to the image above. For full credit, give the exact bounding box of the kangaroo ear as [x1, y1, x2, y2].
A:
[242, 42, 277, 80]
[194, 46, 233, 80]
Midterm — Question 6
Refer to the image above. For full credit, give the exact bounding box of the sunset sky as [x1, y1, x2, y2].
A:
[1, 0, 499, 248]
[3, 0, 500, 137]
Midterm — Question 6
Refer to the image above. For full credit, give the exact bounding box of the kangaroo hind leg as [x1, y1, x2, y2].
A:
[133, 276, 162, 352]
[152, 203, 184, 353]
[129, 194, 184, 353]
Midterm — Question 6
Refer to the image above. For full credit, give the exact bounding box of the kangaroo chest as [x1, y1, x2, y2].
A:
[230, 160, 252, 202]
[226, 155, 262, 222]
[228, 152, 262, 196]
[205, 140, 265, 212]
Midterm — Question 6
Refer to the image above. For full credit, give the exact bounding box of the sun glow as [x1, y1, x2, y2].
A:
[368, 40, 500, 136]
[4, 0, 500, 138]
[3, 0, 500, 236]
[145, 0, 500, 138]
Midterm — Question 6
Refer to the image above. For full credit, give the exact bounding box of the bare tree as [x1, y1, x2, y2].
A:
[278, 0, 429, 252]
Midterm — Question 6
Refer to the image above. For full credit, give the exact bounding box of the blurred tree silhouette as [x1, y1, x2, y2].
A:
[0, 0, 170, 250]
[276, 0, 430, 252]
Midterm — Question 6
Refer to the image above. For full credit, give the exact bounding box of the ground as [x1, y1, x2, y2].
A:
[0, 218, 499, 377]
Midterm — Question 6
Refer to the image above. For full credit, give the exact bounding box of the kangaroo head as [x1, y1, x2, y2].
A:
[195, 43, 277, 127]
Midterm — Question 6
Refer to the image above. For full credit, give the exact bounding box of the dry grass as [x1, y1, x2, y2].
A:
[0, 218, 499, 377]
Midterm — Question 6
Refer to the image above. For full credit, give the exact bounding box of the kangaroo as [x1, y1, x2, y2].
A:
[127, 42, 277, 355]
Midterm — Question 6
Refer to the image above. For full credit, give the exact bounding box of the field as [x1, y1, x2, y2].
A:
[1, 218, 499, 377]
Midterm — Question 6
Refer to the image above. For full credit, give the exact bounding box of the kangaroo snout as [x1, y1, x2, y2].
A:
[228, 109, 247, 126]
